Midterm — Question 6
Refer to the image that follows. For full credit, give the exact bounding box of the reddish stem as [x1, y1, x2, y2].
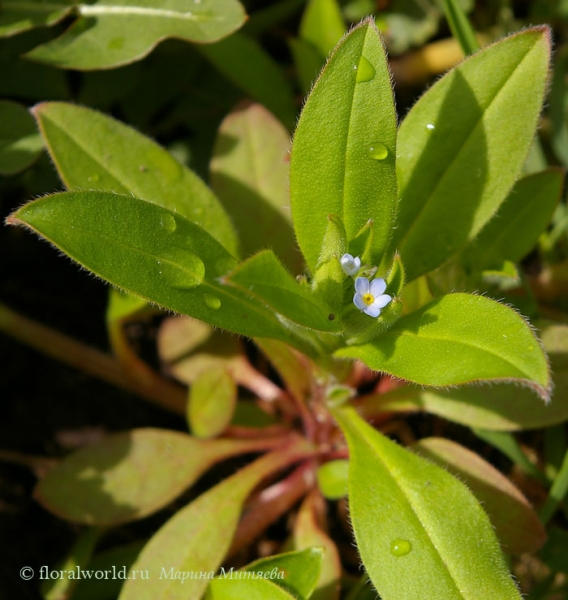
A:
[227, 461, 315, 559]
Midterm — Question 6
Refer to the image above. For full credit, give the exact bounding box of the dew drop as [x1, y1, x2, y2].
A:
[87, 174, 100, 183]
[356, 56, 375, 83]
[426, 123, 435, 130]
[368, 142, 388, 161]
[159, 247, 205, 289]
[390, 539, 412, 557]
[203, 294, 221, 310]
[160, 213, 177, 233]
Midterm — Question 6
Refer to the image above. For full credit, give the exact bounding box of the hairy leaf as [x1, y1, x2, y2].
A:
[290, 18, 397, 272]
[34, 102, 238, 256]
[8, 192, 313, 348]
[413, 437, 546, 554]
[334, 406, 522, 600]
[337, 293, 551, 401]
[394, 28, 551, 281]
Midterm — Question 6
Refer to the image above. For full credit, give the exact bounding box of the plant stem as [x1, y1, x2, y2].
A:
[0, 301, 186, 414]
[227, 460, 315, 558]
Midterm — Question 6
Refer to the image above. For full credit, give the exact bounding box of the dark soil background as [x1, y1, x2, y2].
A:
[0, 188, 185, 598]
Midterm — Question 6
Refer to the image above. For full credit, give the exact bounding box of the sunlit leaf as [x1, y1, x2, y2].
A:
[394, 28, 551, 281]
[413, 437, 546, 554]
[334, 406, 522, 600]
[210, 102, 300, 270]
[337, 293, 551, 401]
[293, 491, 341, 600]
[290, 18, 397, 272]
[34, 102, 238, 256]
[462, 168, 563, 272]
[188, 366, 237, 438]
[227, 250, 341, 332]
[360, 321, 567, 430]
[25, 0, 247, 70]
[119, 439, 312, 600]
[35, 429, 282, 525]
[8, 192, 313, 348]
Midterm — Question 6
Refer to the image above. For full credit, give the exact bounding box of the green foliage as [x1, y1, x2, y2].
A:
[0, 99, 43, 175]
[2, 0, 247, 69]
[337, 293, 551, 400]
[290, 20, 397, 273]
[394, 28, 551, 281]
[34, 429, 280, 524]
[334, 406, 523, 600]
[2, 3, 566, 599]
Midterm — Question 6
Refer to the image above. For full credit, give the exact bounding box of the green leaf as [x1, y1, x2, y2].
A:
[73, 541, 145, 600]
[34, 102, 238, 256]
[41, 527, 102, 600]
[106, 289, 148, 324]
[0, 99, 43, 175]
[337, 293, 551, 401]
[299, 0, 346, 59]
[231, 547, 324, 599]
[361, 321, 568, 430]
[253, 338, 311, 403]
[0, 0, 74, 37]
[210, 102, 301, 271]
[8, 192, 313, 346]
[119, 439, 312, 600]
[206, 578, 298, 599]
[198, 32, 296, 129]
[463, 169, 563, 272]
[34, 428, 281, 525]
[316, 459, 349, 499]
[227, 250, 340, 332]
[290, 18, 397, 273]
[289, 37, 325, 94]
[293, 491, 341, 600]
[188, 365, 237, 438]
[394, 27, 551, 281]
[413, 437, 546, 554]
[24, 0, 247, 70]
[158, 315, 244, 385]
[334, 406, 523, 600]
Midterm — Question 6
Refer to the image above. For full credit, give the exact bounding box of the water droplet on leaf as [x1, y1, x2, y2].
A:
[159, 247, 205, 289]
[368, 143, 388, 161]
[426, 123, 435, 130]
[203, 294, 221, 310]
[390, 539, 412, 556]
[161, 213, 177, 233]
[356, 56, 375, 83]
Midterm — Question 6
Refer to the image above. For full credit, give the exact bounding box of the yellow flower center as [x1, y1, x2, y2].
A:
[362, 293, 375, 306]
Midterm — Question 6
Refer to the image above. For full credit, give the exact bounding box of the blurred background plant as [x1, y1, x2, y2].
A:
[1, 0, 568, 598]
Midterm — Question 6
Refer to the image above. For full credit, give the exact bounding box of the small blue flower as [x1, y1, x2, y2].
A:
[340, 253, 361, 276]
[353, 277, 391, 318]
